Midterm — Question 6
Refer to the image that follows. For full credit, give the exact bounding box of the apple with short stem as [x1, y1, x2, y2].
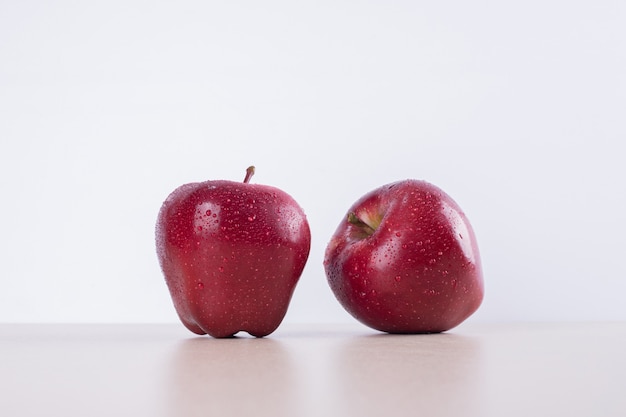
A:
[324, 179, 484, 333]
[156, 166, 311, 338]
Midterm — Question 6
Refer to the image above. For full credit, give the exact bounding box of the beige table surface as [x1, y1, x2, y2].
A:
[1, 322, 624, 417]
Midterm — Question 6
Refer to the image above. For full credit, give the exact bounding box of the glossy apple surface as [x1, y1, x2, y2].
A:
[156, 167, 311, 338]
[324, 180, 483, 333]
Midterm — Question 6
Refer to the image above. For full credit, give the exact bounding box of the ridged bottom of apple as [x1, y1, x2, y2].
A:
[180, 317, 281, 338]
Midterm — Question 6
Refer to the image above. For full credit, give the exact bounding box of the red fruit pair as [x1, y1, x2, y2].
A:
[156, 167, 483, 337]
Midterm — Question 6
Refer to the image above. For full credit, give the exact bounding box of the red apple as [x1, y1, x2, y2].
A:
[156, 166, 311, 338]
[324, 180, 483, 333]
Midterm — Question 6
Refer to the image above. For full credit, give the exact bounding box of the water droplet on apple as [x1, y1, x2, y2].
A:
[451, 279, 457, 289]
[395, 232, 401, 237]
[196, 282, 204, 290]
[437, 251, 443, 256]
[197, 226, 203, 231]
[394, 275, 402, 282]
[429, 258, 437, 265]
[359, 292, 367, 298]
[248, 215, 256, 222]
[218, 266, 224, 273]
[205, 210, 212, 216]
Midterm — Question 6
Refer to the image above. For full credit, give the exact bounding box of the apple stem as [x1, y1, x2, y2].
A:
[243, 166, 255, 183]
[347, 212, 376, 236]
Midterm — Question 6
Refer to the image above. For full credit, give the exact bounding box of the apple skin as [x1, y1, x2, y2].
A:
[324, 180, 483, 334]
[156, 167, 311, 338]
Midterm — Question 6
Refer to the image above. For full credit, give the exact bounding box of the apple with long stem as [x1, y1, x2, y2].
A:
[324, 180, 484, 333]
[156, 166, 311, 338]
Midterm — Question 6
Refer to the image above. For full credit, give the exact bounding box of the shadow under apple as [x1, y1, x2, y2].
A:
[328, 330, 485, 417]
[162, 335, 297, 417]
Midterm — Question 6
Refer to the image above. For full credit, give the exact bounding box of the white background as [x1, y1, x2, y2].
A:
[1, 1, 625, 325]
